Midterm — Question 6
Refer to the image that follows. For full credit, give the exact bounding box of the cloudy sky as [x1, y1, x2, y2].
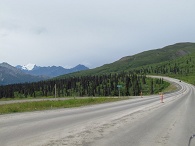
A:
[0, 0, 195, 69]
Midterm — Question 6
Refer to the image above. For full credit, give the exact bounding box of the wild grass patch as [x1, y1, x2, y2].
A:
[0, 97, 126, 115]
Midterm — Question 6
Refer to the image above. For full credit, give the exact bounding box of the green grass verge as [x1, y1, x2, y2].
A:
[0, 98, 127, 115]
[174, 75, 195, 85]
[0, 96, 63, 101]
[161, 82, 177, 93]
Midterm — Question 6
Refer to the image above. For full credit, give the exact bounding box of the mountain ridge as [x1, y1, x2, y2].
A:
[0, 62, 48, 85]
[57, 42, 195, 78]
[16, 64, 89, 77]
[0, 63, 89, 85]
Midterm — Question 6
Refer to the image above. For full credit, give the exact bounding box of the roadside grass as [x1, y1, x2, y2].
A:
[161, 82, 177, 93]
[175, 75, 195, 85]
[0, 97, 127, 115]
[0, 96, 56, 101]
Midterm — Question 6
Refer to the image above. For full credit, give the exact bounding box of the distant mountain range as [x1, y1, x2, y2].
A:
[16, 64, 89, 77]
[0, 63, 89, 85]
[0, 62, 48, 85]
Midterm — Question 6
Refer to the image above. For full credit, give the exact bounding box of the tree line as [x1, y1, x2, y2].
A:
[0, 72, 167, 99]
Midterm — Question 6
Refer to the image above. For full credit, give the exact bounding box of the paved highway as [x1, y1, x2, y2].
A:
[0, 77, 194, 146]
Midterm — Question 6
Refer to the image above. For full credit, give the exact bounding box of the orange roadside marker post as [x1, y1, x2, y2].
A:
[160, 93, 164, 103]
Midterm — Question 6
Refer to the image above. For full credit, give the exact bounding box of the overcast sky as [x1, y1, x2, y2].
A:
[0, 0, 195, 69]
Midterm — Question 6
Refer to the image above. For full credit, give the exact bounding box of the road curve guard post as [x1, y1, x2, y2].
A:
[140, 91, 143, 98]
[159, 92, 164, 103]
[117, 85, 122, 98]
[55, 84, 57, 98]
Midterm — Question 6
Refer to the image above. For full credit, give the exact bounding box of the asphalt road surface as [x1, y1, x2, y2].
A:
[0, 76, 194, 146]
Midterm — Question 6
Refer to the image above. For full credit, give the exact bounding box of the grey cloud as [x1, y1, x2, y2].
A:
[0, 0, 195, 68]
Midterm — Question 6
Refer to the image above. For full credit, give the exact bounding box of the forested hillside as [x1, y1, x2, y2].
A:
[134, 52, 195, 85]
[57, 42, 195, 77]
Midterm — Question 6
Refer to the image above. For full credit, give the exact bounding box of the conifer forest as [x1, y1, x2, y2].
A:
[0, 72, 168, 99]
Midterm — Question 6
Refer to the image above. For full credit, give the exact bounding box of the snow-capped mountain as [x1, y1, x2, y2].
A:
[0, 62, 48, 85]
[22, 63, 36, 70]
[16, 63, 36, 71]
[16, 64, 89, 77]
[0, 62, 88, 85]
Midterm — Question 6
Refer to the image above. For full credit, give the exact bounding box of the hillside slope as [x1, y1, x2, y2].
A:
[135, 51, 195, 85]
[57, 42, 195, 78]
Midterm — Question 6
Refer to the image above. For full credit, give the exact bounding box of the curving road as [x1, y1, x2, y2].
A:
[0, 77, 194, 146]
